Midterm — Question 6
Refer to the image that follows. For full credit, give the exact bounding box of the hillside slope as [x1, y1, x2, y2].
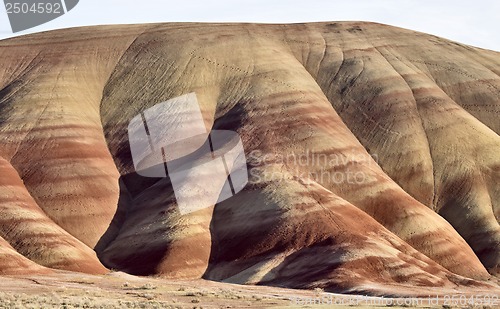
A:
[0, 22, 499, 294]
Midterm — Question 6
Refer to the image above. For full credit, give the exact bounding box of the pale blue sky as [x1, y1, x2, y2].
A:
[0, 0, 499, 52]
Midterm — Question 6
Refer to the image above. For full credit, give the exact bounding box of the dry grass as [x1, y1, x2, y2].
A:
[0, 271, 480, 308]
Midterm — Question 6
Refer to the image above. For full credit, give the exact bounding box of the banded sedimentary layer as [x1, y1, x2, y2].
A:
[0, 22, 498, 294]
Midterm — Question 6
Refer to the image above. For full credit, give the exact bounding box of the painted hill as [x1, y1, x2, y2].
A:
[0, 22, 499, 295]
